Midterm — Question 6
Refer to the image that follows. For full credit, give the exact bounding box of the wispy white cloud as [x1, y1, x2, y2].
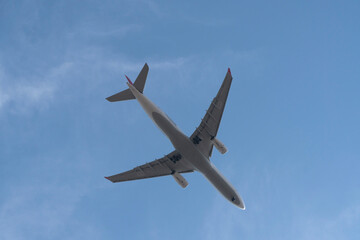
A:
[0, 152, 105, 240]
[0, 62, 73, 114]
[102, 56, 190, 72]
[0, 181, 101, 240]
[0, 185, 74, 239]
[70, 24, 142, 39]
[141, 0, 165, 18]
[150, 57, 189, 70]
[0, 46, 258, 115]
[0, 47, 194, 116]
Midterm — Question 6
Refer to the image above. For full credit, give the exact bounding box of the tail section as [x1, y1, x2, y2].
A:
[133, 63, 148, 93]
[106, 88, 135, 102]
[106, 63, 149, 102]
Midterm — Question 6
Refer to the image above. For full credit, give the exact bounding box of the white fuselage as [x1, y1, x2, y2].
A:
[127, 83, 245, 209]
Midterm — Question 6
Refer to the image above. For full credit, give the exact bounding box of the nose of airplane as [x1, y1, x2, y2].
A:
[231, 195, 246, 210]
[237, 199, 246, 210]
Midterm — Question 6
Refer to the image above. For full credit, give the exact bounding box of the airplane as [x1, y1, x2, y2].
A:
[105, 63, 245, 209]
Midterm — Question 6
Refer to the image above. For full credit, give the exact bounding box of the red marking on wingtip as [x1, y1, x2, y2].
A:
[125, 75, 133, 85]
[104, 176, 110, 180]
[228, 68, 231, 75]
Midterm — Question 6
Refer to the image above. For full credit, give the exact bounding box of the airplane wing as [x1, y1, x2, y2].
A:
[189, 68, 233, 158]
[105, 150, 194, 183]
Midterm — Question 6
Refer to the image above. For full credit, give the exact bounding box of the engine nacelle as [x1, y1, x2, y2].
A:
[171, 172, 188, 188]
[212, 138, 228, 154]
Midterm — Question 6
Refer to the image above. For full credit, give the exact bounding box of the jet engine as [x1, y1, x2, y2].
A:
[171, 172, 188, 188]
[212, 138, 228, 154]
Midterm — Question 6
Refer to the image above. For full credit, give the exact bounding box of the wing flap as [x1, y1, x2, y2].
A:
[190, 68, 233, 158]
[105, 150, 194, 183]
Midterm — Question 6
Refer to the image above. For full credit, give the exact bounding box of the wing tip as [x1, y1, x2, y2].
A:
[228, 68, 231, 76]
[104, 176, 113, 182]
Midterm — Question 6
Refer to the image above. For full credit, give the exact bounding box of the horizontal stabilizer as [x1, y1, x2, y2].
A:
[106, 88, 135, 102]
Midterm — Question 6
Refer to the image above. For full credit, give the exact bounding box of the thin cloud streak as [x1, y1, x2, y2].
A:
[0, 182, 100, 240]
[0, 62, 73, 114]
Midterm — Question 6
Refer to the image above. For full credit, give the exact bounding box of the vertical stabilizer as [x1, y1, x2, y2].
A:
[133, 63, 148, 93]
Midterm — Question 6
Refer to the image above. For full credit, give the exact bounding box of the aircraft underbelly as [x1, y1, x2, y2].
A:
[128, 81, 244, 209]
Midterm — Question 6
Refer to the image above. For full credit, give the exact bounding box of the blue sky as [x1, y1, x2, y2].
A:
[1, 0, 360, 239]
